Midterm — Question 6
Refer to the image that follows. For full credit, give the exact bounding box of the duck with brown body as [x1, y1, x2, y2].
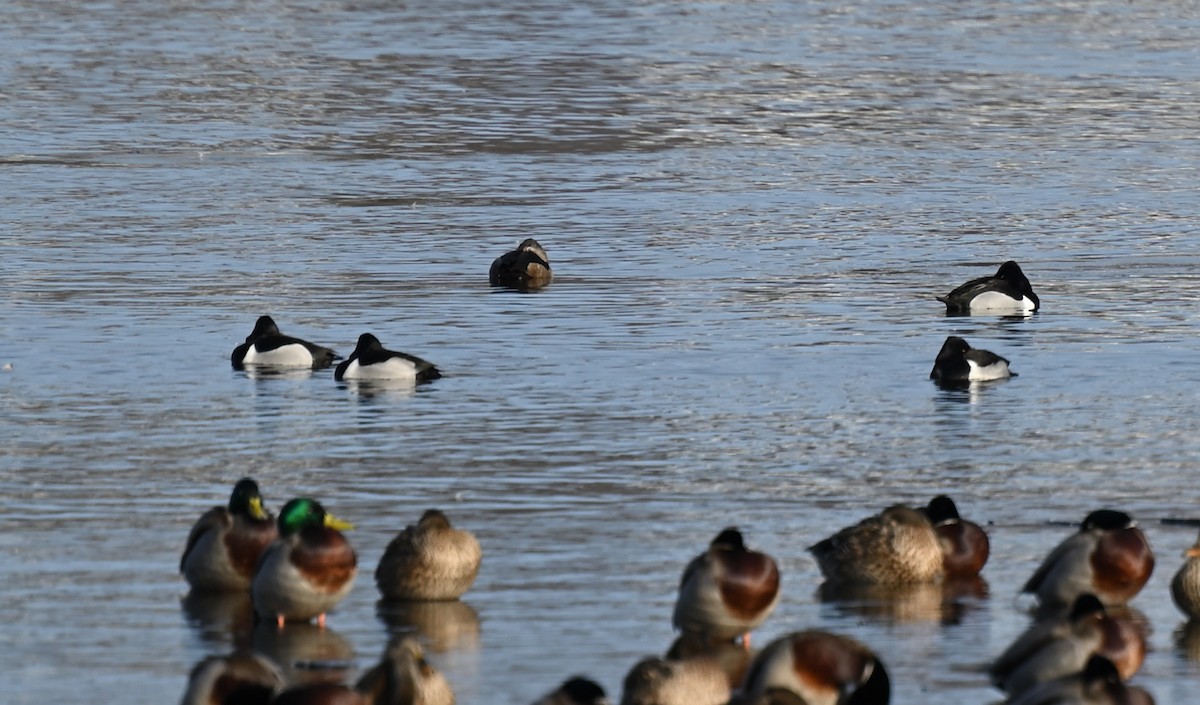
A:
[489, 238, 552, 290]
[181, 478, 278, 592]
[375, 509, 481, 601]
[673, 528, 780, 648]
[809, 505, 943, 587]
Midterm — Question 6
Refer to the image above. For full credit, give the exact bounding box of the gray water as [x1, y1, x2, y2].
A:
[4, 0, 1200, 702]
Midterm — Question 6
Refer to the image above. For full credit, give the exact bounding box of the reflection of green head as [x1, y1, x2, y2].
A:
[229, 478, 269, 521]
[277, 497, 354, 536]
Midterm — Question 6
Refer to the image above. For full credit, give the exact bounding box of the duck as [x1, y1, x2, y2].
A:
[734, 631, 890, 705]
[930, 336, 1015, 384]
[180, 650, 285, 705]
[619, 656, 730, 705]
[990, 594, 1146, 697]
[269, 637, 453, 705]
[251, 498, 358, 628]
[925, 495, 990, 578]
[530, 677, 609, 705]
[1170, 531, 1200, 618]
[232, 315, 339, 370]
[809, 505, 944, 586]
[334, 333, 441, 383]
[489, 238, 552, 290]
[181, 478, 278, 592]
[672, 528, 780, 647]
[375, 509, 482, 601]
[937, 260, 1039, 314]
[1022, 509, 1154, 608]
[1003, 655, 1155, 705]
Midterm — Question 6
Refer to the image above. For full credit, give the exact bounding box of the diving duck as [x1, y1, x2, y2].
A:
[375, 509, 482, 601]
[181, 478, 278, 592]
[734, 631, 890, 705]
[990, 594, 1146, 697]
[809, 505, 943, 586]
[1003, 655, 1155, 705]
[1022, 509, 1154, 608]
[231, 315, 339, 370]
[180, 650, 284, 705]
[925, 495, 990, 578]
[672, 528, 780, 647]
[937, 260, 1039, 314]
[489, 238, 552, 290]
[531, 677, 609, 705]
[930, 336, 1015, 384]
[334, 333, 441, 383]
[251, 498, 357, 627]
[1171, 530, 1200, 618]
[619, 656, 730, 705]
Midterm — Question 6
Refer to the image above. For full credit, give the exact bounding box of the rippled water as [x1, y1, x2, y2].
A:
[4, 0, 1200, 703]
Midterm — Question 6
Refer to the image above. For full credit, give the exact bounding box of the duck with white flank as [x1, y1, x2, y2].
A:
[490, 238, 552, 290]
[930, 336, 1015, 384]
[938, 260, 1039, 314]
[231, 315, 339, 370]
[334, 333, 441, 382]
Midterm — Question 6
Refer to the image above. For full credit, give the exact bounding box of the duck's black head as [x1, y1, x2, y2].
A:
[248, 315, 280, 341]
[711, 527, 746, 551]
[1080, 509, 1134, 532]
[1068, 593, 1106, 622]
[558, 677, 607, 705]
[925, 495, 962, 526]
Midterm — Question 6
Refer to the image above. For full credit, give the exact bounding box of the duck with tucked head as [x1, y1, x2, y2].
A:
[673, 528, 780, 649]
[1171, 530, 1200, 618]
[937, 260, 1039, 314]
[619, 656, 729, 705]
[733, 631, 890, 705]
[375, 509, 482, 601]
[991, 594, 1146, 697]
[925, 495, 990, 578]
[809, 505, 943, 587]
[181, 478, 278, 592]
[180, 650, 285, 705]
[1022, 509, 1154, 609]
[930, 336, 1016, 384]
[252, 498, 357, 628]
[490, 238, 552, 290]
[232, 315, 339, 370]
[334, 334, 441, 383]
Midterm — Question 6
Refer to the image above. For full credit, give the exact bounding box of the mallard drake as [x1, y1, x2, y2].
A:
[620, 656, 729, 705]
[734, 631, 890, 705]
[180, 650, 285, 705]
[937, 260, 1039, 314]
[672, 528, 780, 646]
[1022, 509, 1154, 608]
[925, 495, 990, 578]
[809, 505, 943, 586]
[1004, 655, 1154, 705]
[1171, 531, 1200, 618]
[181, 478, 278, 592]
[252, 498, 357, 627]
[232, 315, 339, 370]
[489, 238, 552, 290]
[375, 509, 481, 601]
[991, 594, 1146, 697]
[930, 336, 1015, 384]
[334, 334, 441, 383]
[531, 677, 609, 705]
[271, 637, 454, 705]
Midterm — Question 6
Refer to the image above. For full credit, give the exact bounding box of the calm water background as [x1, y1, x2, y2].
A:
[3, 0, 1200, 702]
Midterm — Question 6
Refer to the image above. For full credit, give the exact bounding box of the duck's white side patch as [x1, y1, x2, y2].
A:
[967, 359, 1012, 381]
[969, 291, 1036, 312]
[242, 343, 314, 367]
[340, 357, 418, 380]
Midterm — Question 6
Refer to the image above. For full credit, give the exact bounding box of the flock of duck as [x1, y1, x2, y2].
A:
[185, 248, 1192, 704]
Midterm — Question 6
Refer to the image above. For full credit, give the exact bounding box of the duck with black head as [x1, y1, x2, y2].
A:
[733, 631, 890, 705]
[334, 333, 441, 383]
[231, 315, 339, 370]
[930, 336, 1015, 385]
[1022, 509, 1154, 609]
[937, 260, 1040, 314]
[490, 238, 552, 290]
[673, 528, 780, 649]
